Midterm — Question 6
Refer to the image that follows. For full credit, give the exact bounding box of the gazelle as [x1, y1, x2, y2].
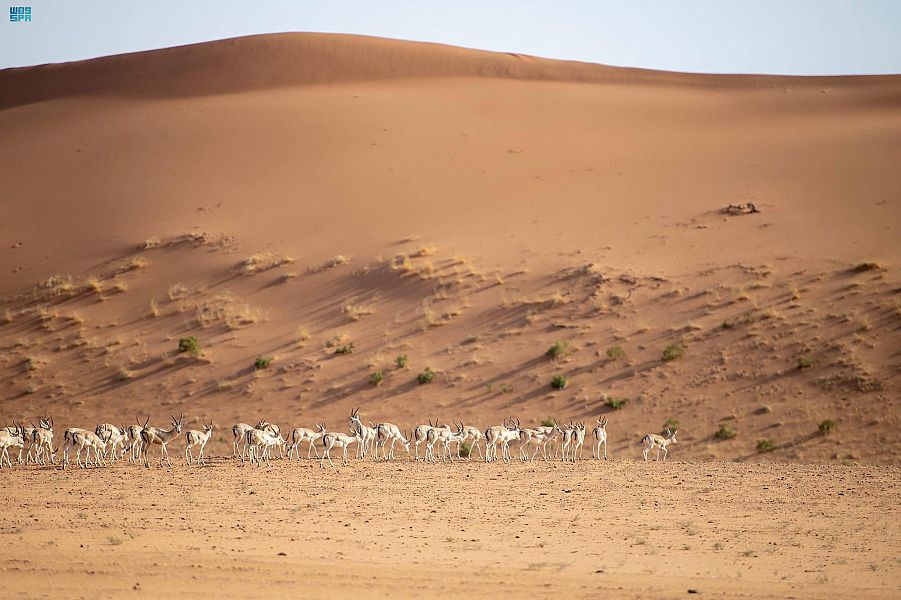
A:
[373, 422, 411, 461]
[642, 429, 678, 461]
[0, 423, 26, 469]
[348, 408, 377, 459]
[455, 421, 484, 460]
[569, 421, 587, 462]
[95, 423, 127, 462]
[126, 417, 148, 464]
[535, 419, 561, 458]
[255, 421, 284, 458]
[518, 427, 553, 461]
[425, 423, 454, 462]
[232, 422, 253, 460]
[31, 416, 56, 465]
[184, 421, 213, 465]
[592, 417, 609, 461]
[485, 418, 520, 463]
[287, 426, 322, 460]
[556, 421, 577, 462]
[62, 427, 109, 469]
[412, 421, 435, 461]
[140, 414, 185, 468]
[318, 423, 358, 469]
[246, 427, 284, 467]
[20, 423, 37, 464]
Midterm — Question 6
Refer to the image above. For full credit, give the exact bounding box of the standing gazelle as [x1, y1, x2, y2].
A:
[126, 417, 148, 464]
[0, 423, 26, 469]
[287, 426, 322, 460]
[184, 421, 213, 465]
[592, 417, 609, 460]
[349, 408, 377, 459]
[318, 423, 358, 469]
[32, 416, 56, 465]
[140, 414, 185, 468]
[641, 429, 678, 461]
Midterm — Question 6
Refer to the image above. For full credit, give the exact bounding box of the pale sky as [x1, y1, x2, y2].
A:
[1, 0, 900, 74]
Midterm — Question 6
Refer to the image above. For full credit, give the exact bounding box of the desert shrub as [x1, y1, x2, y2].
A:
[546, 341, 569, 360]
[395, 354, 408, 368]
[334, 343, 355, 355]
[818, 419, 836, 435]
[662, 344, 684, 362]
[797, 356, 816, 369]
[369, 371, 384, 386]
[539, 417, 555, 428]
[852, 262, 882, 273]
[714, 423, 736, 440]
[417, 367, 435, 384]
[500, 384, 513, 394]
[661, 418, 680, 435]
[606, 345, 625, 360]
[756, 438, 775, 452]
[178, 336, 201, 357]
[606, 397, 629, 410]
[254, 356, 273, 370]
[550, 375, 568, 390]
[721, 320, 735, 330]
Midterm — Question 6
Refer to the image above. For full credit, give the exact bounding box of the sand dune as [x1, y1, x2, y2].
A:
[0, 33, 899, 467]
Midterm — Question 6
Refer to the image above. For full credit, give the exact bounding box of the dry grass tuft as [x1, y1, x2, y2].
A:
[141, 236, 161, 249]
[84, 276, 103, 294]
[168, 283, 190, 301]
[343, 302, 375, 321]
[36, 275, 76, 298]
[308, 255, 350, 273]
[122, 256, 149, 272]
[240, 253, 294, 275]
[149, 298, 160, 318]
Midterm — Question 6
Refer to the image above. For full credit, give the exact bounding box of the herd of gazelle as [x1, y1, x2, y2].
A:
[0, 411, 679, 469]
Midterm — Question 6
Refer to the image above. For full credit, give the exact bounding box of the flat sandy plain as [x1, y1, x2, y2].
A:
[1, 459, 898, 599]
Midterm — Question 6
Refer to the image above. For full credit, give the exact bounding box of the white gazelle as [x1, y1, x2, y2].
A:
[184, 421, 213, 465]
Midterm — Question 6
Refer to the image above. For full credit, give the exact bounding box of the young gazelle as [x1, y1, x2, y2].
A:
[0, 423, 26, 469]
[140, 414, 185, 468]
[184, 421, 213, 465]
[246, 427, 284, 467]
[287, 426, 322, 460]
[318, 423, 358, 469]
[62, 427, 109, 469]
[373, 422, 411, 461]
[592, 417, 609, 461]
[31, 416, 56, 465]
[642, 429, 678, 461]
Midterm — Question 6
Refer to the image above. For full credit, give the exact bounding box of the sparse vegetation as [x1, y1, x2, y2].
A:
[721, 320, 736, 330]
[550, 374, 568, 390]
[546, 341, 569, 360]
[85, 276, 103, 294]
[852, 262, 882, 273]
[308, 255, 350, 273]
[123, 256, 149, 271]
[343, 302, 375, 321]
[715, 423, 737, 440]
[395, 354, 408, 368]
[254, 356, 273, 370]
[178, 336, 202, 357]
[149, 298, 160, 318]
[818, 419, 837, 435]
[334, 343, 355, 355]
[369, 371, 384, 386]
[500, 384, 513, 394]
[417, 367, 435, 384]
[797, 356, 816, 369]
[459, 442, 472, 458]
[756, 439, 775, 453]
[606, 345, 625, 360]
[539, 417, 555, 428]
[116, 366, 133, 381]
[662, 418, 680, 434]
[662, 344, 684, 362]
[606, 397, 629, 410]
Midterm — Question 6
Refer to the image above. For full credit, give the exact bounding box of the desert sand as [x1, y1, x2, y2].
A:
[0, 32, 900, 597]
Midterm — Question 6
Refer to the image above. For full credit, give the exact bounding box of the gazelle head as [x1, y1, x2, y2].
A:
[596, 416, 608, 430]
[138, 415, 150, 429]
[316, 422, 327, 434]
[667, 429, 678, 443]
[349, 407, 362, 428]
[40, 415, 53, 431]
[171, 414, 186, 433]
[400, 429, 412, 454]
[506, 416, 521, 431]
[202, 420, 213, 433]
[453, 420, 465, 434]
[255, 419, 270, 430]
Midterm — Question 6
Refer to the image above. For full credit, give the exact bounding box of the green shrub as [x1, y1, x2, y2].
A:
[606, 345, 625, 360]
[253, 356, 273, 370]
[721, 320, 735, 330]
[459, 442, 472, 458]
[417, 367, 435, 384]
[606, 397, 629, 410]
[500, 384, 513, 394]
[395, 354, 408, 368]
[714, 423, 736, 440]
[662, 344, 684, 362]
[661, 418, 680, 435]
[797, 356, 816, 369]
[369, 371, 384, 386]
[756, 438, 775, 452]
[546, 341, 569, 360]
[818, 419, 836, 435]
[334, 343, 355, 355]
[539, 417, 555, 428]
[178, 336, 201, 357]
[550, 375, 568, 390]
